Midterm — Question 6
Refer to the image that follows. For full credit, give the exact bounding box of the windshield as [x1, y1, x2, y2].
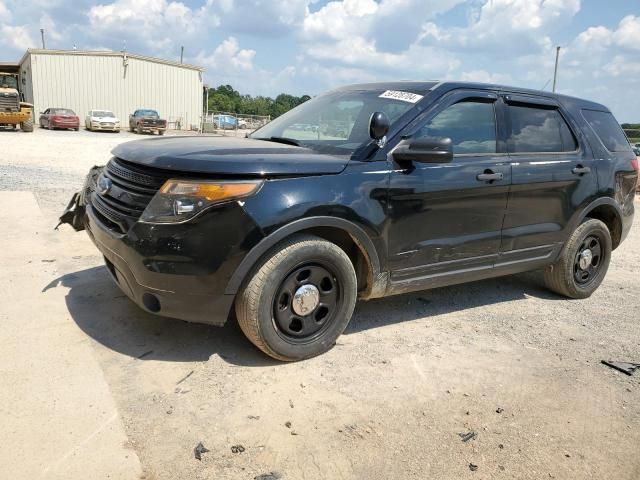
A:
[0, 75, 18, 90]
[93, 110, 115, 118]
[137, 110, 159, 118]
[52, 108, 75, 115]
[249, 88, 423, 156]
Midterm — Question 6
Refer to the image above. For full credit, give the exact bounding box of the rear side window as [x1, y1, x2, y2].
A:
[582, 109, 631, 152]
[508, 105, 577, 153]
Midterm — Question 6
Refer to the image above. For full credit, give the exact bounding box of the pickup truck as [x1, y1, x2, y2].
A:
[129, 109, 167, 135]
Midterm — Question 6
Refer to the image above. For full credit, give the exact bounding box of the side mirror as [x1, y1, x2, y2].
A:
[392, 136, 454, 164]
[369, 111, 390, 146]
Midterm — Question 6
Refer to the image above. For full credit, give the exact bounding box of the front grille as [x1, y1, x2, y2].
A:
[0, 94, 19, 112]
[90, 157, 169, 233]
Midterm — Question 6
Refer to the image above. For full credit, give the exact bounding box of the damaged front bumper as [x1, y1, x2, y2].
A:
[56, 165, 104, 231]
[57, 165, 261, 326]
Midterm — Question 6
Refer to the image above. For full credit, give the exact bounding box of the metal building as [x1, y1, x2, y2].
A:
[13, 49, 204, 130]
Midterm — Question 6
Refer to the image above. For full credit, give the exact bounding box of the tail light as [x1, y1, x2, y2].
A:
[632, 158, 638, 171]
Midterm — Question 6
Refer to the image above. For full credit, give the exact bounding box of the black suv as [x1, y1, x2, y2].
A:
[61, 81, 638, 361]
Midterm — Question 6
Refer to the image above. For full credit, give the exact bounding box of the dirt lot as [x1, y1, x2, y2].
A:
[1, 128, 639, 480]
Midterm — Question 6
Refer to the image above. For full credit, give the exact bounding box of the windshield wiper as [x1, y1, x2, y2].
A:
[255, 136, 303, 147]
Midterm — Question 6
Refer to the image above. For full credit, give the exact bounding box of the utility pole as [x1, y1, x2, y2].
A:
[180, 46, 184, 64]
[40, 29, 46, 49]
[552, 46, 561, 93]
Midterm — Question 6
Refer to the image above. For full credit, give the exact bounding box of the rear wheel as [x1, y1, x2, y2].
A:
[544, 218, 612, 298]
[236, 235, 357, 361]
[21, 119, 34, 132]
[158, 130, 165, 136]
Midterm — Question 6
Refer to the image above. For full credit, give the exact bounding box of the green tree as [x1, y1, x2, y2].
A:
[207, 85, 310, 118]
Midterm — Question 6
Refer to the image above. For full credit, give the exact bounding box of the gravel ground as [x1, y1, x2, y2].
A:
[1, 127, 639, 480]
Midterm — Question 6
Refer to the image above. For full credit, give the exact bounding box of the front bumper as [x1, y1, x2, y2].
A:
[87, 205, 236, 324]
[92, 124, 120, 131]
[69, 182, 263, 326]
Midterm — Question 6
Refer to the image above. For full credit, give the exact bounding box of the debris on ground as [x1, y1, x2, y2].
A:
[248, 415, 260, 420]
[254, 473, 281, 480]
[41, 259, 55, 263]
[601, 360, 640, 376]
[289, 399, 294, 408]
[231, 444, 245, 454]
[176, 370, 194, 385]
[469, 463, 478, 472]
[285, 421, 292, 428]
[194, 442, 209, 461]
[459, 431, 477, 442]
[498, 444, 504, 449]
[496, 407, 504, 414]
[138, 350, 153, 359]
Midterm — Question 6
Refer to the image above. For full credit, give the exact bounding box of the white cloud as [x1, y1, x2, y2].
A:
[40, 13, 62, 42]
[0, 24, 37, 50]
[195, 36, 256, 72]
[459, 70, 512, 84]
[88, 0, 207, 50]
[611, 15, 640, 51]
[0, 1, 11, 23]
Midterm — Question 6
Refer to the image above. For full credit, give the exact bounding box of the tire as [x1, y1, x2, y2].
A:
[137, 125, 142, 134]
[544, 218, 612, 299]
[236, 234, 357, 361]
[21, 118, 34, 132]
[129, 125, 134, 133]
[158, 130, 165, 136]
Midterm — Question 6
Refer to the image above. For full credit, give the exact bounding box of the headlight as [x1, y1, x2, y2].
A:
[140, 179, 262, 223]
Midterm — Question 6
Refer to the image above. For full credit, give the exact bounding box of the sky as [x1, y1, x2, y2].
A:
[1, 0, 639, 121]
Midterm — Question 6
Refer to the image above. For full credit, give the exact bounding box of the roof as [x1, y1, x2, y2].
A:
[19, 49, 204, 72]
[337, 81, 607, 111]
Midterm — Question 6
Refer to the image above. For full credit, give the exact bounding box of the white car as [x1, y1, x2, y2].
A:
[85, 110, 120, 132]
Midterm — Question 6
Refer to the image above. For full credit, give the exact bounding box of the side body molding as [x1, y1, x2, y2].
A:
[225, 216, 383, 296]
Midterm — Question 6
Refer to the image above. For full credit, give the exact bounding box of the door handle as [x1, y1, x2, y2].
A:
[572, 165, 591, 175]
[476, 171, 504, 182]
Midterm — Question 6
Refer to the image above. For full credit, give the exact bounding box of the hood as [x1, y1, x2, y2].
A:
[111, 136, 349, 177]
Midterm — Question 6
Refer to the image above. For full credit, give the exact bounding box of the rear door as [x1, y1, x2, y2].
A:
[387, 90, 511, 285]
[499, 94, 597, 263]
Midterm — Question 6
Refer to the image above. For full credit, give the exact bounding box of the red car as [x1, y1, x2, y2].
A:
[39, 108, 80, 131]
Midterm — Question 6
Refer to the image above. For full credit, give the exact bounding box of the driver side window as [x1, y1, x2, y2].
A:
[415, 100, 497, 154]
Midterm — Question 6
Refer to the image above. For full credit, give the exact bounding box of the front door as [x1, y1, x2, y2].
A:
[387, 90, 511, 288]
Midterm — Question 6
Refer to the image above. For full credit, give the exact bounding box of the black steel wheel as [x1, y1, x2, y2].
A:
[573, 235, 602, 285]
[236, 234, 357, 361]
[544, 218, 611, 299]
[273, 264, 340, 343]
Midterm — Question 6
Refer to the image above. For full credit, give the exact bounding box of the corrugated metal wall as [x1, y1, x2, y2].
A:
[22, 51, 203, 129]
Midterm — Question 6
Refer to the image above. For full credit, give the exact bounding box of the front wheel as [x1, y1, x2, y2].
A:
[544, 218, 612, 299]
[21, 119, 34, 132]
[236, 235, 357, 361]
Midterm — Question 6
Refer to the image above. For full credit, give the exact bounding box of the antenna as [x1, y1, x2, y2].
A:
[552, 46, 561, 93]
[540, 79, 551, 91]
[40, 29, 46, 49]
[180, 46, 184, 64]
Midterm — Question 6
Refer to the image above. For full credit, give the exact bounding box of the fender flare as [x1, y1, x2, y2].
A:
[225, 216, 382, 295]
[571, 196, 623, 230]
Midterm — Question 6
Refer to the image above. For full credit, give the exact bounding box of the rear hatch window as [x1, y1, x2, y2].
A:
[582, 109, 631, 152]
